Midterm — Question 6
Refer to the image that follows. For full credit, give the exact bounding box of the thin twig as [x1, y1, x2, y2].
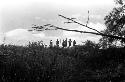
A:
[86, 10, 89, 26]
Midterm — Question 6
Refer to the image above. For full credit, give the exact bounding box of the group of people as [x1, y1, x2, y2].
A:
[50, 38, 76, 47]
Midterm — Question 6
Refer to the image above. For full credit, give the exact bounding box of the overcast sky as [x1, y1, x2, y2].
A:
[0, 0, 115, 46]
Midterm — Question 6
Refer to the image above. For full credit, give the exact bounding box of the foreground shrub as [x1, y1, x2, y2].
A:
[0, 44, 125, 82]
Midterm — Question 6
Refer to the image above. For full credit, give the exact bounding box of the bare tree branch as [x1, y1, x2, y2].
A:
[58, 14, 102, 34]
[28, 24, 125, 41]
[28, 14, 125, 42]
[48, 24, 125, 41]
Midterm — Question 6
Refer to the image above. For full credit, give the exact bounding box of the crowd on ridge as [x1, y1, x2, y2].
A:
[49, 38, 76, 48]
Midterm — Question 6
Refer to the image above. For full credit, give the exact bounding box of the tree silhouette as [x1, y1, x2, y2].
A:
[102, 0, 125, 45]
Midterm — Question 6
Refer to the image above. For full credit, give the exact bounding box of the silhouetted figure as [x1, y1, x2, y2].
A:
[56, 39, 59, 47]
[73, 40, 76, 46]
[64, 38, 67, 47]
[68, 39, 72, 47]
[62, 40, 65, 48]
[50, 40, 53, 48]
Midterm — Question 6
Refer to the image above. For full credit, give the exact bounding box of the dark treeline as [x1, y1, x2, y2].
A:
[0, 41, 125, 82]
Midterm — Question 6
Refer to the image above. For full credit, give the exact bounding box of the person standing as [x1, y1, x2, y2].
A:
[73, 40, 76, 46]
[56, 39, 59, 47]
[65, 38, 67, 47]
[50, 40, 53, 48]
[62, 39, 65, 48]
[68, 39, 72, 47]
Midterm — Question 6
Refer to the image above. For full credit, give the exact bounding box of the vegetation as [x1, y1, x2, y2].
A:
[100, 0, 125, 48]
[1, 0, 125, 82]
[0, 41, 125, 82]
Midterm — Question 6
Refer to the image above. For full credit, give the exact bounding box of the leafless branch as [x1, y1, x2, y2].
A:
[28, 14, 125, 41]
[58, 14, 102, 34]
[47, 24, 125, 41]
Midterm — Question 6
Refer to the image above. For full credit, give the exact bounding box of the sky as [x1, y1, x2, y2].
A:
[0, 0, 115, 46]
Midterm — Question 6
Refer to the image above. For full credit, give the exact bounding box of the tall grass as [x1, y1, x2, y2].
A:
[0, 42, 125, 82]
